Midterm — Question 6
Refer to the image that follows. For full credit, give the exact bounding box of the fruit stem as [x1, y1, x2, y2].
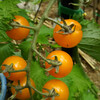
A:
[30, 85, 48, 96]
[7, 69, 26, 73]
[30, 85, 59, 97]
[7, 92, 17, 100]
[33, 49, 62, 66]
[10, 21, 36, 30]
[45, 17, 70, 32]
[29, 87, 34, 100]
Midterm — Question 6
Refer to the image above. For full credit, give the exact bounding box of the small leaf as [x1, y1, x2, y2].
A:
[0, 43, 14, 65]
[0, 31, 11, 42]
[37, 25, 53, 44]
[19, 40, 31, 60]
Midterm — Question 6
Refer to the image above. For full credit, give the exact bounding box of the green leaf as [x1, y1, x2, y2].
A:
[30, 60, 98, 100]
[13, 51, 22, 57]
[0, 0, 20, 19]
[81, 92, 98, 100]
[30, 61, 71, 100]
[79, 20, 100, 61]
[0, 0, 21, 31]
[0, 31, 11, 42]
[49, 43, 61, 48]
[37, 25, 53, 44]
[19, 40, 32, 60]
[0, 43, 14, 65]
[67, 64, 98, 100]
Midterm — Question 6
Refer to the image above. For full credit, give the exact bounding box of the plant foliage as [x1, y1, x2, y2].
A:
[30, 60, 98, 100]
[0, 0, 21, 31]
[79, 20, 100, 62]
[0, 0, 99, 100]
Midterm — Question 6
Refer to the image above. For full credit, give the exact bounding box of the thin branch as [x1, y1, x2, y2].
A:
[7, 92, 17, 100]
[9, 69, 26, 73]
[0, 42, 8, 44]
[45, 17, 72, 33]
[33, 49, 48, 62]
[33, 49, 62, 66]
[33, 0, 43, 21]
[10, 22, 36, 30]
[30, 85, 48, 96]
[2, 68, 26, 73]
[29, 87, 34, 100]
[15, 86, 27, 91]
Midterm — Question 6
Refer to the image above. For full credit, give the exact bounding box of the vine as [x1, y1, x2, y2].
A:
[0, 0, 99, 100]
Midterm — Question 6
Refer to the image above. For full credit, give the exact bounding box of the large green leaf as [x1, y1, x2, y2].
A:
[79, 21, 100, 61]
[67, 65, 98, 100]
[0, 0, 20, 19]
[81, 92, 98, 100]
[0, 43, 14, 65]
[30, 61, 71, 100]
[0, 0, 21, 31]
[30, 60, 98, 100]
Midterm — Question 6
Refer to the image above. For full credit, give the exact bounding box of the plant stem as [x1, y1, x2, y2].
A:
[33, 0, 43, 21]
[31, 0, 62, 66]
[10, 22, 36, 30]
[30, 85, 48, 96]
[29, 87, 34, 100]
[15, 86, 27, 91]
[7, 92, 17, 100]
[7, 0, 62, 99]
[72, 46, 81, 66]
[33, 49, 48, 62]
[24, 0, 59, 98]
[33, 49, 62, 66]
[45, 17, 70, 32]
[8, 69, 26, 73]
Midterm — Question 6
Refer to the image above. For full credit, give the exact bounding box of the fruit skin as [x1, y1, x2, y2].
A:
[6, 15, 30, 40]
[42, 79, 69, 100]
[2, 56, 27, 81]
[53, 19, 83, 48]
[45, 50, 73, 78]
[11, 77, 35, 100]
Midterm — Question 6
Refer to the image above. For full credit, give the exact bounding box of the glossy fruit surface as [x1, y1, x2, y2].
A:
[6, 15, 30, 40]
[42, 79, 69, 100]
[45, 50, 73, 78]
[2, 56, 27, 81]
[11, 77, 35, 100]
[53, 19, 83, 48]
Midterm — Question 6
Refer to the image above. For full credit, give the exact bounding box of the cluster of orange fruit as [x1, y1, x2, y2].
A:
[1, 15, 83, 100]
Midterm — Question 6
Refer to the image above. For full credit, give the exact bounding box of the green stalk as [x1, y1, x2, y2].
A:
[25, 0, 59, 98]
